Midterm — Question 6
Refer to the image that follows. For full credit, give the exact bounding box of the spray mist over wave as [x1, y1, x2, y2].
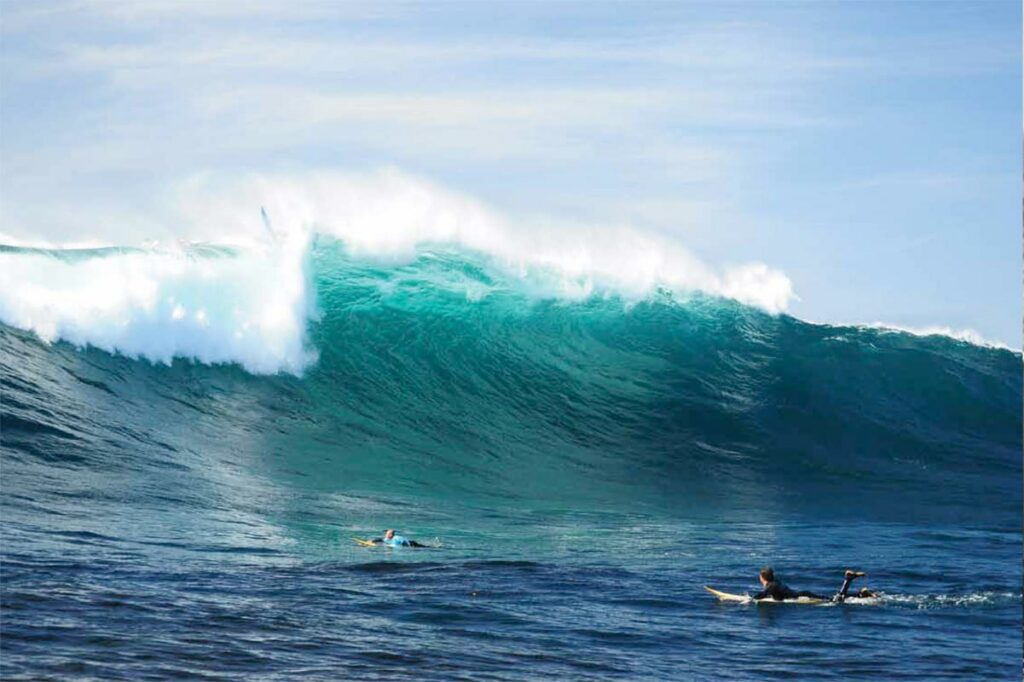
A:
[178, 169, 795, 309]
[0, 170, 799, 374]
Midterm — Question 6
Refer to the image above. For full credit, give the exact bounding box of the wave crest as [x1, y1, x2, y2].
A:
[181, 170, 796, 309]
[0, 170, 801, 373]
[0, 236, 316, 374]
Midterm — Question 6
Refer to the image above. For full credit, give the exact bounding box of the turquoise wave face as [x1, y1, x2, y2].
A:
[292, 242, 1021, 524]
[2, 239, 1020, 532]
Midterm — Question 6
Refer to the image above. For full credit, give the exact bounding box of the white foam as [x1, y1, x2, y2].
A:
[880, 591, 1020, 609]
[0, 232, 317, 374]
[173, 169, 795, 310]
[0, 169, 797, 374]
[855, 322, 1015, 352]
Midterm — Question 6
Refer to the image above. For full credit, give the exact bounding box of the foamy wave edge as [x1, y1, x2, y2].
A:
[0, 170, 800, 374]
[845, 322, 1017, 353]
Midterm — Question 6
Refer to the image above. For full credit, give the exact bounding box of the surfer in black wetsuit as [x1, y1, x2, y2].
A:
[754, 567, 873, 602]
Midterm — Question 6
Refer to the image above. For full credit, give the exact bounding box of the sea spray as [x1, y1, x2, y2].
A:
[0, 235, 317, 374]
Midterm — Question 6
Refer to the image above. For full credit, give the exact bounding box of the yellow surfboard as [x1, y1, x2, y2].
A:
[704, 586, 751, 602]
[352, 538, 377, 547]
[704, 585, 826, 604]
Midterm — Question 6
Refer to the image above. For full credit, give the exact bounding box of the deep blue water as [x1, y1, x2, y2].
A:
[1, 244, 1021, 679]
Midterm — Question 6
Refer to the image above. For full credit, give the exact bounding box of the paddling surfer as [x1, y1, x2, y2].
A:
[369, 529, 429, 548]
[754, 567, 873, 602]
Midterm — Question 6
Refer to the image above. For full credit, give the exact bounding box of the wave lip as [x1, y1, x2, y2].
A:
[0, 235, 316, 374]
[3, 171, 1014, 373]
[0, 173, 796, 374]
[855, 322, 1016, 352]
[0, 171, 798, 374]
[182, 170, 798, 310]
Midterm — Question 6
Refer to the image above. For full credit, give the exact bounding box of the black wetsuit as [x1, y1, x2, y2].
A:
[753, 581, 826, 601]
[833, 573, 860, 603]
[754, 574, 863, 602]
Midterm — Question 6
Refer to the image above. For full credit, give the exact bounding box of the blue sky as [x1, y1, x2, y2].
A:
[1, 1, 1019, 343]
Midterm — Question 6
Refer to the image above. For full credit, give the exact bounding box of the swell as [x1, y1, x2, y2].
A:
[0, 241, 1019, 527]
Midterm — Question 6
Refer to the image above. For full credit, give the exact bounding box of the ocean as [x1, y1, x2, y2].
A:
[1, 238, 1020, 680]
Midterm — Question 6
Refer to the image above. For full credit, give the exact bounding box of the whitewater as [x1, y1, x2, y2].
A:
[0, 170, 799, 374]
[1, 172, 1021, 679]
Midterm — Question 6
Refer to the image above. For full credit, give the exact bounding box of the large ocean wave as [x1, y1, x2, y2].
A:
[2, 172, 1019, 531]
[2, 234, 1019, 527]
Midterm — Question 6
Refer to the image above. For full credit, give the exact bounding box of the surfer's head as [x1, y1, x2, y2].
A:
[384, 529, 395, 540]
[759, 567, 775, 585]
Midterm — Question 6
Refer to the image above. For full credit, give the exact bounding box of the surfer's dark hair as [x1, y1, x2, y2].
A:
[759, 567, 775, 582]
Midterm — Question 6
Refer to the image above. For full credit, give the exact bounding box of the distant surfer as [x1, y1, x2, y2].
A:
[260, 206, 278, 241]
[754, 567, 874, 602]
[368, 529, 429, 548]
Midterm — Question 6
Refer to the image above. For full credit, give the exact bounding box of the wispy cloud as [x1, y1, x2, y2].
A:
[0, 4, 848, 239]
